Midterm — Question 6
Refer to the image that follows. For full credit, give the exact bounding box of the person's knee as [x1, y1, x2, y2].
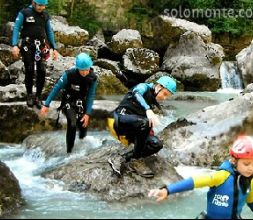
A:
[141, 136, 163, 157]
[147, 136, 163, 151]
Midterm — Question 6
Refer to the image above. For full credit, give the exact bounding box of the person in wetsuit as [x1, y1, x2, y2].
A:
[40, 53, 97, 153]
[149, 135, 253, 219]
[107, 76, 177, 177]
[11, 0, 59, 109]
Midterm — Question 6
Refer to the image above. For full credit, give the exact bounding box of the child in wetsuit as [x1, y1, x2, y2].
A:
[148, 135, 253, 219]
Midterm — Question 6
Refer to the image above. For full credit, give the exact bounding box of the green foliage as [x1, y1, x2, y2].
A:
[1, 0, 253, 38]
[0, 0, 30, 24]
[67, 3, 102, 36]
[188, 0, 216, 9]
[126, 3, 155, 30]
[209, 17, 241, 35]
[46, 0, 64, 15]
[147, 0, 253, 37]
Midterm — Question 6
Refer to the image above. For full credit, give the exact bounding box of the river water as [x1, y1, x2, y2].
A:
[1, 91, 252, 219]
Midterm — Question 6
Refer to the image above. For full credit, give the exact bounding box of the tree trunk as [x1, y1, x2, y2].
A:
[70, 0, 75, 19]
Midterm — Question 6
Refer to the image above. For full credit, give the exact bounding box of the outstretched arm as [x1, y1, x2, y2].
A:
[40, 72, 68, 117]
[148, 177, 194, 202]
[148, 170, 229, 202]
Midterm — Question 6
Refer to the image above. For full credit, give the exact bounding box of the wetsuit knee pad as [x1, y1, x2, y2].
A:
[141, 136, 163, 157]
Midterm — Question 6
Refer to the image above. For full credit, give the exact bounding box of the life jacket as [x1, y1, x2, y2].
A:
[206, 160, 252, 219]
[107, 117, 129, 146]
[116, 85, 161, 116]
[20, 6, 49, 41]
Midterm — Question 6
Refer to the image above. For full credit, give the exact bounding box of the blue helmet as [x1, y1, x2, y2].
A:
[156, 76, 177, 94]
[75, 53, 93, 70]
[33, 0, 48, 5]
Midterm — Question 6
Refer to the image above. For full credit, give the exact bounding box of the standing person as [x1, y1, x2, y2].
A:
[40, 53, 97, 153]
[11, 0, 59, 109]
[148, 135, 253, 219]
[107, 76, 177, 178]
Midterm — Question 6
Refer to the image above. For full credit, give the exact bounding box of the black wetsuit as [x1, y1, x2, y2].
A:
[12, 5, 57, 99]
[114, 83, 163, 161]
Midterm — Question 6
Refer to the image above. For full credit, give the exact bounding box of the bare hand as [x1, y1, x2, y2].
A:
[148, 188, 168, 202]
[52, 50, 60, 61]
[146, 109, 160, 128]
[40, 106, 49, 117]
[80, 114, 90, 128]
[12, 46, 20, 58]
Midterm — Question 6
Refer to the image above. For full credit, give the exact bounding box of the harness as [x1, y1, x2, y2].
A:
[22, 37, 50, 61]
[20, 6, 51, 61]
[34, 39, 41, 61]
[55, 98, 85, 128]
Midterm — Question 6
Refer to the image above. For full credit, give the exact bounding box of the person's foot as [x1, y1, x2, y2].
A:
[34, 96, 42, 109]
[108, 153, 126, 175]
[26, 94, 34, 107]
[127, 158, 154, 178]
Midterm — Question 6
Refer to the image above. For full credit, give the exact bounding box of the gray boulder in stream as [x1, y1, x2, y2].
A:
[159, 89, 253, 167]
[0, 161, 23, 217]
[23, 135, 183, 202]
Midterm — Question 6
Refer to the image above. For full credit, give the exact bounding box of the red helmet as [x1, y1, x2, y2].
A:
[230, 135, 253, 159]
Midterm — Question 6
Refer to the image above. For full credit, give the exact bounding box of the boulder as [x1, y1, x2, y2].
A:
[109, 29, 143, 55]
[0, 161, 23, 217]
[236, 40, 253, 88]
[149, 15, 212, 51]
[162, 31, 224, 91]
[159, 91, 253, 167]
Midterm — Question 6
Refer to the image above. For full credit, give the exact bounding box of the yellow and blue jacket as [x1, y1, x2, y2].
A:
[166, 160, 253, 219]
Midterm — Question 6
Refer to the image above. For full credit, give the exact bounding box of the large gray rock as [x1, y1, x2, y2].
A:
[0, 161, 23, 217]
[149, 15, 212, 50]
[236, 40, 253, 88]
[162, 31, 224, 91]
[0, 84, 26, 102]
[123, 48, 160, 75]
[51, 16, 89, 46]
[0, 60, 10, 85]
[92, 66, 128, 96]
[57, 45, 97, 58]
[0, 100, 118, 143]
[0, 44, 19, 66]
[23, 137, 183, 202]
[109, 29, 143, 55]
[159, 91, 253, 167]
[7, 60, 25, 85]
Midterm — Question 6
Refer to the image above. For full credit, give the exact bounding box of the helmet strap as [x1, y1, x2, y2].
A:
[154, 85, 163, 97]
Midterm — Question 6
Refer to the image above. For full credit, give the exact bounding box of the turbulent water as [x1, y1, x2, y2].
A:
[1, 91, 252, 219]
